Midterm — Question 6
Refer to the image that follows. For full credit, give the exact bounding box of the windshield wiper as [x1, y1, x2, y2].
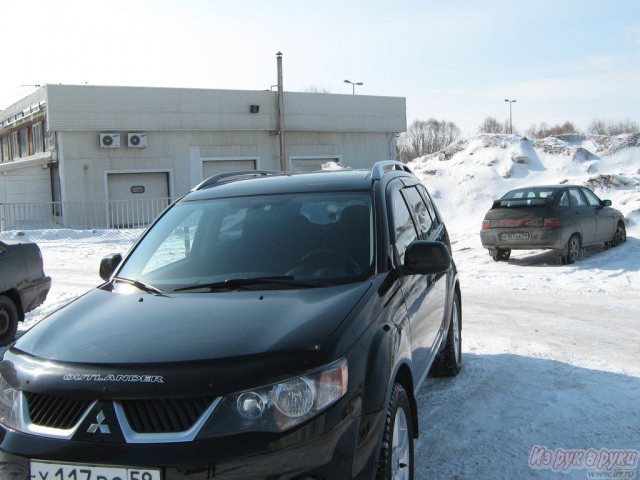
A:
[112, 276, 164, 294]
[173, 276, 328, 292]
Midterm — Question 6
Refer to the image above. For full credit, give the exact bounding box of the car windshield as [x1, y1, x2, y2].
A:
[117, 192, 374, 291]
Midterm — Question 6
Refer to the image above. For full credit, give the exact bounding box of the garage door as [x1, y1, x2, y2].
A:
[202, 159, 256, 180]
[107, 172, 170, 228]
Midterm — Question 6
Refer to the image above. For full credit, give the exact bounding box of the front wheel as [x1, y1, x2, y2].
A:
[611, 223, 626, 247]
[376, 384, 414, 480]
[0, 295, 19, 346]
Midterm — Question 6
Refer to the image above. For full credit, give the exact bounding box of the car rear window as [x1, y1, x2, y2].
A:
[494, 188, 556, 208]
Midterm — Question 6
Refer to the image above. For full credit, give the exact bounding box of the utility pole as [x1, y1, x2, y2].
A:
[504, 99, 516, 134]
[277, 52, 286, 171]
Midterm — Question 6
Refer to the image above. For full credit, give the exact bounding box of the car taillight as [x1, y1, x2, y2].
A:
[481, 221, 491, 230]
[543, 218, 561, 227]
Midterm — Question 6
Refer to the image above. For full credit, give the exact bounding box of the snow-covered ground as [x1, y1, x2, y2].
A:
[2, 133, 639, 479]
[410, 134, 640, 479]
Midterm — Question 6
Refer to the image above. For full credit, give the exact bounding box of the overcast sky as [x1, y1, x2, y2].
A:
[2, 0, 639, 135]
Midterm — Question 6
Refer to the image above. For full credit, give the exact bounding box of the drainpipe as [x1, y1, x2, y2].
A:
[276, 52, 286, 171]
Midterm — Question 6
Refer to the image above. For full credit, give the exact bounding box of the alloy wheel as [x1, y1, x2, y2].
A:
[568, 236, 580, 263]
[392, 407, 411, 480]
[452, 302, 461, 365]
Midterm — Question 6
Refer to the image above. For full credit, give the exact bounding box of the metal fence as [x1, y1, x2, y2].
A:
[0, 198, 171, 231]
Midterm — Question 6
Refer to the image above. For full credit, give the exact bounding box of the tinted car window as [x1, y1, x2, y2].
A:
[416, 184, 440, 228]
[402, 187, 433, 237]
[391, 189, 418, 262]
[504, 188, 555, 199]
[558, 190, 570, 207]
[581, 188, 602, 207]
[569, 188, 588, 207]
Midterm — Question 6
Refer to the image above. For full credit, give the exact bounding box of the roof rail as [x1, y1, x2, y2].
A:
[371, 160, 413, 181]
[192, 170, 282, 191]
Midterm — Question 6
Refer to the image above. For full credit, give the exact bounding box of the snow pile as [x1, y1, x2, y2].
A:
[409, 133, 640, 235]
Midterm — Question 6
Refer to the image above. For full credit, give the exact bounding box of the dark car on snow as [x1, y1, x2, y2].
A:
[0, 161, 461, 480]
[480, 185, 626, 263]
[0, 239, 51, 345]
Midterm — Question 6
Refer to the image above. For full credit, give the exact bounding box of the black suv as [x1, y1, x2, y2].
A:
[0, 161, 461, 480]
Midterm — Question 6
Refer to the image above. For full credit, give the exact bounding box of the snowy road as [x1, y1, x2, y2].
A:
[417, 234, 640, 479]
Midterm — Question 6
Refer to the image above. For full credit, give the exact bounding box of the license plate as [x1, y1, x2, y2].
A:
[30, 461, 161, 480]
[500, 232, 530, 241]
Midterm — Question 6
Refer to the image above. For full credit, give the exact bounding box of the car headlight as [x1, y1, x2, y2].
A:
[0, 374, 24, 432]
[201, 358, 348, 437]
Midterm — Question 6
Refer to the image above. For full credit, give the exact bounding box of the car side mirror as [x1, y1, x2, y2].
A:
[404, 241, 451, 275]
[602, 199, 612, 207]
[99, 253, 123, 281]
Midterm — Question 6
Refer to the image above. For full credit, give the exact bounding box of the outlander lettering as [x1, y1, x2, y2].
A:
[62, 374, 164, 383]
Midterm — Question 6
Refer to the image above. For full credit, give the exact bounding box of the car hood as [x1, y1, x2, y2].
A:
[14, 282, 371, 365]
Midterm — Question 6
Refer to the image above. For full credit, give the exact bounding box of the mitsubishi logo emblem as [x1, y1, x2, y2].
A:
[87, 410, 111, 434]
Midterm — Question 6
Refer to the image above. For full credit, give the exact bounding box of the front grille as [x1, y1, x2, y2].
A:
[25, 392, 92, 430]
[120, 397, 214, 433]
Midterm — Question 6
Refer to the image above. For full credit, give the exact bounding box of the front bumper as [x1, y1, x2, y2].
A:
[0, 410, 381, 480]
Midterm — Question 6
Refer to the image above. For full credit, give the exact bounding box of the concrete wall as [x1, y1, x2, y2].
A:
[45, 85, 406, 134]
[57, 129, 397, 204]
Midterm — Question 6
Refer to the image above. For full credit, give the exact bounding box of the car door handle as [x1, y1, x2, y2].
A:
[383, 323, 402, 334]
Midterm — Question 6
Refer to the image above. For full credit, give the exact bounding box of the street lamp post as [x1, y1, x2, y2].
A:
[344, 79, 363, 95]
[504, 99, 516, 134]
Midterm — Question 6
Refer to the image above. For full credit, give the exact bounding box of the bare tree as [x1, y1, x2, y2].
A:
[525, 121, 578, 139]
[302, 85, 331, 93]
[397, 118, 462, 162]
[478, 116, 509, 134]
[587, 118, 639, 136]
[586, 119, 607, 136]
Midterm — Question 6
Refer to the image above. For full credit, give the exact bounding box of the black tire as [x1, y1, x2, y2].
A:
[431, 294, 462, 377]
[562, 234, 581, 265]
[0, 295, 19, 346]
[490, 248, 510, 262]
[611, 223, 626, 247]
[376, 383, 414, 480]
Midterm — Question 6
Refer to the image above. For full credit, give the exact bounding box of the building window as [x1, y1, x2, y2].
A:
[0, 136, 9, 162]
[19, 127, 30, 157]
[10, 131, 19, 159]
[32, 122, 44, 154]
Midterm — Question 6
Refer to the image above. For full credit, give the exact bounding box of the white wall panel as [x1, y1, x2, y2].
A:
[45, 85, 406, 134]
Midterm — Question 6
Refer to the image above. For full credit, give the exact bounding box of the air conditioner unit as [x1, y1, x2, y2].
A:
[99, 133, 120, 149]
[127, 132, 147, 148]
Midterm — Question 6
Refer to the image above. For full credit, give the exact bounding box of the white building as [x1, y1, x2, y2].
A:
[0, 84, 405, 229]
